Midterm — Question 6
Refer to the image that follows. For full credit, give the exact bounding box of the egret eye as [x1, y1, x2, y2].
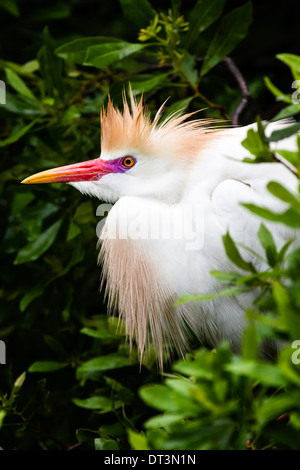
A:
[121, 156, 136, 168]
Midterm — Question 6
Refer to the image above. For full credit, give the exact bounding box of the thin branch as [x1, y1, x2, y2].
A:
[272, 153, 298, 177]
[67, 441, 84, 450]
[223, 57, 251, 125]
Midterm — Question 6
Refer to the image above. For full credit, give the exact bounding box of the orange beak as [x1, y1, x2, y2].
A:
[21, 158, 114, 184]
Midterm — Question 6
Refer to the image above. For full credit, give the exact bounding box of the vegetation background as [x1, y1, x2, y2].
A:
[1, 0, 300, 450]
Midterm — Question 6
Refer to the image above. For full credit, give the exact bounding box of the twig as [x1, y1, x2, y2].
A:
[223, 57, 251, 125]
[66, 441, 83, 450]
[273, 153, 298, 177]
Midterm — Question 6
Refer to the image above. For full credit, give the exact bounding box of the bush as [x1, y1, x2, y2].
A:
[0, 0, 300, 450]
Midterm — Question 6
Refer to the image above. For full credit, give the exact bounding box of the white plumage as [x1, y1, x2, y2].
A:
[22, 92, 299, 370]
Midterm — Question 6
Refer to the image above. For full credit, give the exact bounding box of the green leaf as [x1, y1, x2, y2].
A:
[73, 396, 117, 411]
[139, 384, 180, 412]
[10, 372, 27, 396]
[128, 430, 150, 451]
[175, 287, 248, 306]
[277, 240, 293, 264]
[19, 60, 40, 74]
[258, 223, 277, 267]
[84, 42, 145, 68]
[185, 0, 227, 49]
[61, 105, 81, 124]
[76, 354, 133, 375]
[66, 219, 81, 241]
[1, 59, 39, 75]
[174, 355, 214, 380]
[267, 122, 300, 142]
[129, 73, 170, 95]
[222, 232, 256, 272]
[0, 121, 37, 147]
[276, 149, 300, 170]
[256, 391, 300, 429]
[144, 413, 186, 429]
[11, 191, 34, 214]
[19, 285, 45, 312]
[14, 219, 62, 264]
[73, 201, 95, 225]
[273, 282, 300, 339]
[43, 335, 65, 354]
[243, 204, 300, 227]
[241, 127, 272, 161]
[104, 376, 135, 404]
[267, 181, 300, 207]
[210, 270, 244, 285]
[242, 312, 259, 360]
[271, 104, 300, 121]
[263, 76, 291, 103]
[28, 361, 68, 372]
[5, 68, 37, 101]
[226, 359, 287, 387]
[201, 1, 252, 76]
[277, 53, 300, 74]
[94, 438, 119, 450]
[278, 348, 300, 387]
[0, 410, 6, 430]
[165, 378, 199, 399]
[119, 0, 155, 29]
[242, 128, 262, 154]
[181, 52, 198, 85]
[56, 36, 120, 63]
[4, 92, 46, 116]
[0, 0, 19, 16]
[80, 327, 121, 340]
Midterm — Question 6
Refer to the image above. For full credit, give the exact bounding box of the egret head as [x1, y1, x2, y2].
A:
[21, 89, 218, 203]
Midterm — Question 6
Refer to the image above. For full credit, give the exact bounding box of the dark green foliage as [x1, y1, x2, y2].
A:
[1, 0, 300, 450]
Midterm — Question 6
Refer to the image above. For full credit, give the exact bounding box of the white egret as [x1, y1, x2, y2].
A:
[22, 90, 299, 369]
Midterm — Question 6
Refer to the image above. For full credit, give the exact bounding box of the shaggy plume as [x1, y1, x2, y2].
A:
[100, 87, 221, 160]
[99, 235, 189, 371]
